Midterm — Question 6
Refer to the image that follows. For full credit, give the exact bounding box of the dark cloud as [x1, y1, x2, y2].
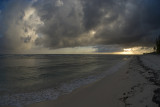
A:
[81, 0, 122, 30]
[94, 0, 160, 47]
[0, 0, 160, 53]
[33, 0, 87, 48]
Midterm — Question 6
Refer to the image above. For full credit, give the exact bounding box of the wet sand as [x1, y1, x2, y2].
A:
[26, 56, 159, 107]
[2, 55, 160, 107]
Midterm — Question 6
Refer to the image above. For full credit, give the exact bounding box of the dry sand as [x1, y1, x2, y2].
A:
[26, 55, 159, 107]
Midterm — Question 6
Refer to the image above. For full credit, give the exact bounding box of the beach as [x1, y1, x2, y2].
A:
[0, 55, 130, 106]
[1, 55, 160, 107]
[1, 0, 160, 106]
[25, 55, 160, 107]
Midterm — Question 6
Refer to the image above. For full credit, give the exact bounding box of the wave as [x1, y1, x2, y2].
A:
[0, 59, 129, 107]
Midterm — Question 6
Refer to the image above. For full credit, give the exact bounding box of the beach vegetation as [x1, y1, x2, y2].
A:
[155, 35, 160, 54]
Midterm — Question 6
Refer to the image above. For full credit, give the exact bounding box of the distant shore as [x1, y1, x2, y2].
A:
[25, 55, 159, 107]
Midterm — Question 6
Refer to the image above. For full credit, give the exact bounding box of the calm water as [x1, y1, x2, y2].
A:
[0, 54, 131, 106]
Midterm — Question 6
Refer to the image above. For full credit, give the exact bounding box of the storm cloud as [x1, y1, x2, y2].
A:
[0, 0, 160, 53]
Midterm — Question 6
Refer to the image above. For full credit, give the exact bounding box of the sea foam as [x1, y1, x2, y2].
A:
[0, 60, 128, 107]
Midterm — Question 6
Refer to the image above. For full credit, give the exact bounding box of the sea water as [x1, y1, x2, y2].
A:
[0, 54, 131, 106]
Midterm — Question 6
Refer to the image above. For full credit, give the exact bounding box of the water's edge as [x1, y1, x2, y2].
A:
[0, 59, 130, 107]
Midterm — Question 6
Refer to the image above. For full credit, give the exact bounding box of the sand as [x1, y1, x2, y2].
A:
[1, 55, 159, 107]
[26, 55, 159, 107]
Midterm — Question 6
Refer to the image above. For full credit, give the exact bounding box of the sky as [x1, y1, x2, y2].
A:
[0, 0, 160, 54]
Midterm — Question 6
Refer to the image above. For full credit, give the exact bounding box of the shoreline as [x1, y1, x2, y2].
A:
[1, 55, 160, 107]
[0, 57, 130, 107]
[26, 58, 131, 107]
[27, 55, 159, 107]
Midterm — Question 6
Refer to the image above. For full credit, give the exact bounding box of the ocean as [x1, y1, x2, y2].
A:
[0, 54, 131, 106]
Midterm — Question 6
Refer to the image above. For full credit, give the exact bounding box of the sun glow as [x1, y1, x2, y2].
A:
[122, 48, 133, 54]
[90, 30, 96, 35]
[112, 47, 154, 55]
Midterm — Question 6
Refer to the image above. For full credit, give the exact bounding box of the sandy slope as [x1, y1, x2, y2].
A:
[26, 55, 158, 107]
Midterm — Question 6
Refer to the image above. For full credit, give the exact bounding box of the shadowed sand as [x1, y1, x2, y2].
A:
[26, 56, 158, 107]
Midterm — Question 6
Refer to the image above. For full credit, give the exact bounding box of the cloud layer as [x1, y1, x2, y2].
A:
[0, 0, 160, 53]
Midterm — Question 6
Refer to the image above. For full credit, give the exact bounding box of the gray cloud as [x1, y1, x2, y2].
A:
[0, 0, 160, 53]
[82, 0, 160, 47]
[33, 0, 87, 49]
[0, 0, 42, 53]
[0, 0, 29, 52]
[94, 45, 123, 53]
[34, 0, 160, 48]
